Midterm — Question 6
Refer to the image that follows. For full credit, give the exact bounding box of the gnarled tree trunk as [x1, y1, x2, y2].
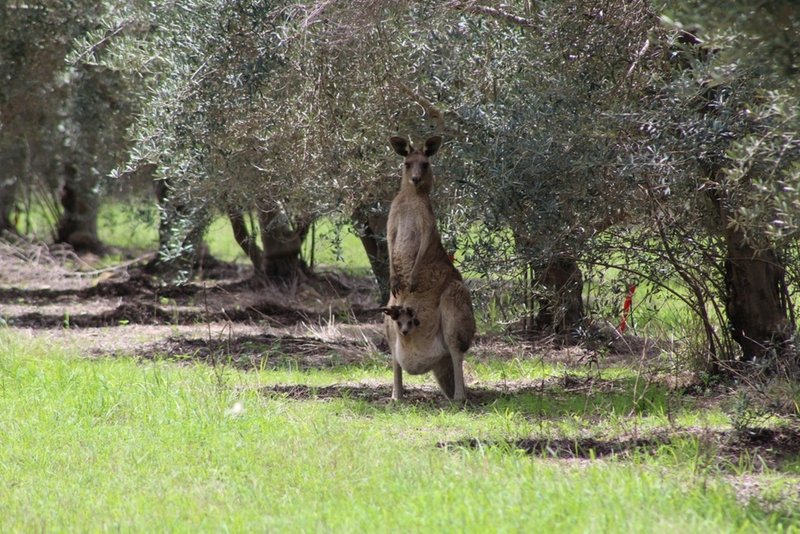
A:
[56, 65, 132, 253]
[259, 209, 310, 279]
[0, 144, 23, 234]
[228, 207, 310, 282]
[352, 203, 390, 304]
[56, 67, 104, 253]
[145, 176, 210, 283]
[724, 225, 794, 365]
[707, 185, 796, 369]
[57, 161, 102, 253]
[533, 255, 585, 337]
[0, 180, 16, 234]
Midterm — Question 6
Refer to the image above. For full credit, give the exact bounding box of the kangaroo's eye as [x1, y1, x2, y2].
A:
[405, 162, 411, 169]
[421, 162, 429, 170]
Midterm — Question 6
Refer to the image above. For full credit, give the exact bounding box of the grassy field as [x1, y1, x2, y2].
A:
[5, 201, 799, 532]
[1, 331, 797, 532]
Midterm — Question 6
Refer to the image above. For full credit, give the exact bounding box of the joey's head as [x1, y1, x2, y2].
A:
[382, 305, 420, 336]
[389, 135, 442, 193]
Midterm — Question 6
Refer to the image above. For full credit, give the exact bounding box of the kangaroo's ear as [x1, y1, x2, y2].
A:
[423, 135, 442, 157]
[390, 136, 410, 157]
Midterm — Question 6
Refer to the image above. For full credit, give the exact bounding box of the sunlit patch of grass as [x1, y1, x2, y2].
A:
[97, 202, 158, 250]
[12, 200, 58, 240]
[303, 219, 371, 273]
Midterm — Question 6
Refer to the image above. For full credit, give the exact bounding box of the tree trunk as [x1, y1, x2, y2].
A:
[228, 206, 311, 282]
[145, 176, 208, 283]
[258, 209, 309, 280]
[724, 226, 794, 364]
[0, 145, 23, 234]
[352, 204, 390, 304]
[704, 183, 796, 368]
[229, 210, 263, 274]
[0, 180, 16, 233]
[56, 161, 102, 253]
[533, 255, 585, 337]
[55, 66, 111, 254]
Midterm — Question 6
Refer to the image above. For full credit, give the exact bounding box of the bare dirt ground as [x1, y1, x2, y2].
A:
[2, 235, 800, 506]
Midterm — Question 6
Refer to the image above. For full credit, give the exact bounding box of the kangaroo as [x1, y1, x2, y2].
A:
[384, 135, 476, 402]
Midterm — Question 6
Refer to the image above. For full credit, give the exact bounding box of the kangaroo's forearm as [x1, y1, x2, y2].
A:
[410, 227, 432, 286]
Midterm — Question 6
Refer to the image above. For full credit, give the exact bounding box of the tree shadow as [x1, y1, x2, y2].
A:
[256, 375, 673, 419]
[1, 267, 380, 328]
[141, 333, 380, 371]
[255, 379, 800, 474]
[5, 299, 310, 328]
[440, 425, 800, 473]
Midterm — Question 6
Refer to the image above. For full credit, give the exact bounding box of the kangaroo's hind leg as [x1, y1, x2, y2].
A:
[432, 356, 456, 400]
[452, 347, 466, 401]
[392, 357, 404, 401]
[440, 281, 476, 402]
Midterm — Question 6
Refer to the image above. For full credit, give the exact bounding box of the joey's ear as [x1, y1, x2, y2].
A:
[382, 306, 401, 320]
[423, 135, 442, 157]
[390, 136, 410, 157]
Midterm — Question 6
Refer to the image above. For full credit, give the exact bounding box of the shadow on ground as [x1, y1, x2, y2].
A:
[255, 374, 675, 418]
[439, 426, 800, 472]
[8, 299, 311, 328]
[142, 333, 382, 370]
[2, 269, 381, 328]
[256, 381, 800, 471]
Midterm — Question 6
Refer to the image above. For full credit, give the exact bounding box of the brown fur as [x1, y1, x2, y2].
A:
[384, 135, 476, 402]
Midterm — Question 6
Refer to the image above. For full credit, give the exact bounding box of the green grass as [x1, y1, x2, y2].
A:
[1, 331, 797, 532]
[97, 202, 159, 253]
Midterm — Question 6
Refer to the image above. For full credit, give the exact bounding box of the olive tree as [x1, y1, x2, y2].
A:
[0, 1, 137, 252]
[622, 1, 800, 371]
[76, 0, 799, 374]
[0, 2, 73, 235]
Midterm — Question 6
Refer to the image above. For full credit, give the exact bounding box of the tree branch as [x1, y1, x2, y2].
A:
[444, 1, 535, 28]
[396, 81, 447, 133]
[228, 210, 264, 273]
[71, 21, 130, 65]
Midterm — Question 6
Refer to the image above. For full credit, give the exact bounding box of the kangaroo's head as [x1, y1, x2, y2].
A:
[389, 135, 442, 194]
[382, 305, 420, 336]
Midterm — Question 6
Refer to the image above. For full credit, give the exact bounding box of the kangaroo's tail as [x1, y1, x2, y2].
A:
[432, 357, 455, 399]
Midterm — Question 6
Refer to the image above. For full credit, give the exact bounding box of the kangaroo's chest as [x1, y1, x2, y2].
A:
[389, 198, 431, 257]
[392, 216, 421, 252]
